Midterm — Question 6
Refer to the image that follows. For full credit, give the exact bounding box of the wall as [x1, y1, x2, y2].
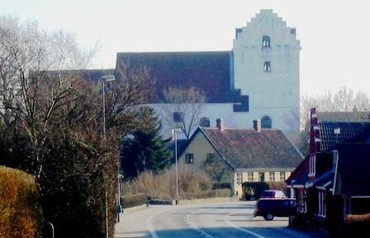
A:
[234, 170, 292, 198]
[233, 9, 301, 135]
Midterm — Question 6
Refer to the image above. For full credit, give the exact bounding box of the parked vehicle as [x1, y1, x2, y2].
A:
[254, 198, 296, 221]
[260, 189, 286, 199]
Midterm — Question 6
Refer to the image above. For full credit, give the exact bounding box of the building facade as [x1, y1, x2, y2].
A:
[233, 9, 301, 135]
[116, 9, 301, 139]
[178, 119, 303, 198]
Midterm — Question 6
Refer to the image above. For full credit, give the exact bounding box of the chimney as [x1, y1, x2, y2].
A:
[253, 120, 261, 132]
[216, 118, 224, 131]
[309, 107, 320, 182]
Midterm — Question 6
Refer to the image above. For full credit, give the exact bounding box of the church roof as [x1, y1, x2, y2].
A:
[192, 127, 303, 170]
[116, 51, 244, 104]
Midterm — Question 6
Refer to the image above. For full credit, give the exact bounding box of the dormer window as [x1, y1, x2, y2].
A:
[262, 35, 271, 47]
[263, 61, 271, 72]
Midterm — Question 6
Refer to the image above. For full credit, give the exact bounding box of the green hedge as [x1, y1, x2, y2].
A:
[0, 166, 42, 238]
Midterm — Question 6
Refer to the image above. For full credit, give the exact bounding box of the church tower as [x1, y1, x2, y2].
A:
[233, 9, 301, 134]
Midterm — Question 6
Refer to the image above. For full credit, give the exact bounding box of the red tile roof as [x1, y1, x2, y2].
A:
[199, 127, 303, 170]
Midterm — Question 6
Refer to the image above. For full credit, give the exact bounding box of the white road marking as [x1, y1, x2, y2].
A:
[148, 206, 175, 238]
[226, 211, 266, 238]
[148, 204, 266, 238]
[185, 210, 214, 238]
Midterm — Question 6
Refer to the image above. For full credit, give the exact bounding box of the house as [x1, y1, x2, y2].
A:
[287, 108, 370, 235]
[178, 119, 303, 198]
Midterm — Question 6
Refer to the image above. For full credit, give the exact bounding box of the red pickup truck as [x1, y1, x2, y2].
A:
[254, 198, 297, 221]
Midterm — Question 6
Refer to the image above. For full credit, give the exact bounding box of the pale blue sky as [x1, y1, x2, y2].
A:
[1, 0, 369, 97]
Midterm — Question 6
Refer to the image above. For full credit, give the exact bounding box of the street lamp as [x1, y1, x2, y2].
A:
[100, 75, 115, 238]
[172, 128, 181, 205]
[101, 75, 115, 141]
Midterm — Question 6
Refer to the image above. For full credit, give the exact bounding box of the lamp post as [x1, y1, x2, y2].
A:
[100, 75, 115, 238]
[101, 75, 115, 141]
[172, 128, 181, 205]
[45, 221, 54, 238]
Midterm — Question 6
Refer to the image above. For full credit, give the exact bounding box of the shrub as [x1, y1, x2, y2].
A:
[242, 182, 269, 200]
[122, 167, 215, 202]
[242, 181, 288, 200]
[121, 193, 148, 208]
[181, 189, 231, 200]
[266, 181, 287, 192]
[0, 166, 42, 238]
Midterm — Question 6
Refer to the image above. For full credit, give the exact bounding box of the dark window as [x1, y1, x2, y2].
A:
[261, 116, 272, 128]
[206, 153, 215, 160]
[173, 112, 184, 122]
[259, 172, 265, 182]
[199, 117, 210, 127]
[263, 61, 271, 72]
[262, 35, 271, 47]
[185, 153, 194, 164]
[233, 95, 249, 112]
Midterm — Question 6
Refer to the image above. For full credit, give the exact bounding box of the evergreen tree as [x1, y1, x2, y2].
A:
[121, 112, 171, 180]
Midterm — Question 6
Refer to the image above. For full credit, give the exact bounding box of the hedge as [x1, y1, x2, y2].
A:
[0, 166, 42, 238]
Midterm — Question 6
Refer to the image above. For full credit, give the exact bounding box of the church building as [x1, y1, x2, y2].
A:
[109, 9, 300, 138]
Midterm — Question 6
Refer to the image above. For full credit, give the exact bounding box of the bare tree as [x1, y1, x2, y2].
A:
[0, 16, 98, 177]
[0, 16, 116, 237]
[297, 87, 370, 155]
[162, 87, 206, 139]
[201, 153, 232, 182]
[301, 86, 370, 128]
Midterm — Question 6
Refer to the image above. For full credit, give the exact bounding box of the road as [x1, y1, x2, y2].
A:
[114, 201, 324, 238]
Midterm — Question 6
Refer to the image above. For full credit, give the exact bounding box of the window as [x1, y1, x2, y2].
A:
[263, 61, 271, 72]
[185, 153, 194, 164]
[258, 172, 265, 182]
[309, 155, 316, 176]
[236, 173, 243, 185]
[298, 190, 307, 213]
[279, 172, 286, 181]
[247, 172, 254, 181]
[173, 112, 184, 122]
[262, 35, 271, 47]
[318, 191, 327, 217]
[206, 153, 215, 161]
[199, 117, 210, 127]
[269, 172, 275, 181]
[261, 116, 272, 129]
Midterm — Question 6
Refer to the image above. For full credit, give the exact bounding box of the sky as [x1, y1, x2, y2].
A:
[1, 0, 370, 97]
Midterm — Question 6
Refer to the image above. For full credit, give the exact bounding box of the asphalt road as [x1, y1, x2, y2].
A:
[114, 201, 325, 238]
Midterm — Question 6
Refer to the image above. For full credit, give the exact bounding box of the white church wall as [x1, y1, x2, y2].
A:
[147, 102, 298, 139]
[232, 9, 300, 134]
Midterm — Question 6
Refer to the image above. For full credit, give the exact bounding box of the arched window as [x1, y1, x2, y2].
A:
[262, 35, 271, 47]
[263, 61, 271, 72]
[261, 116, 272, 128]
[199, 117, 210, 127]
[173, 112, 184, 122]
